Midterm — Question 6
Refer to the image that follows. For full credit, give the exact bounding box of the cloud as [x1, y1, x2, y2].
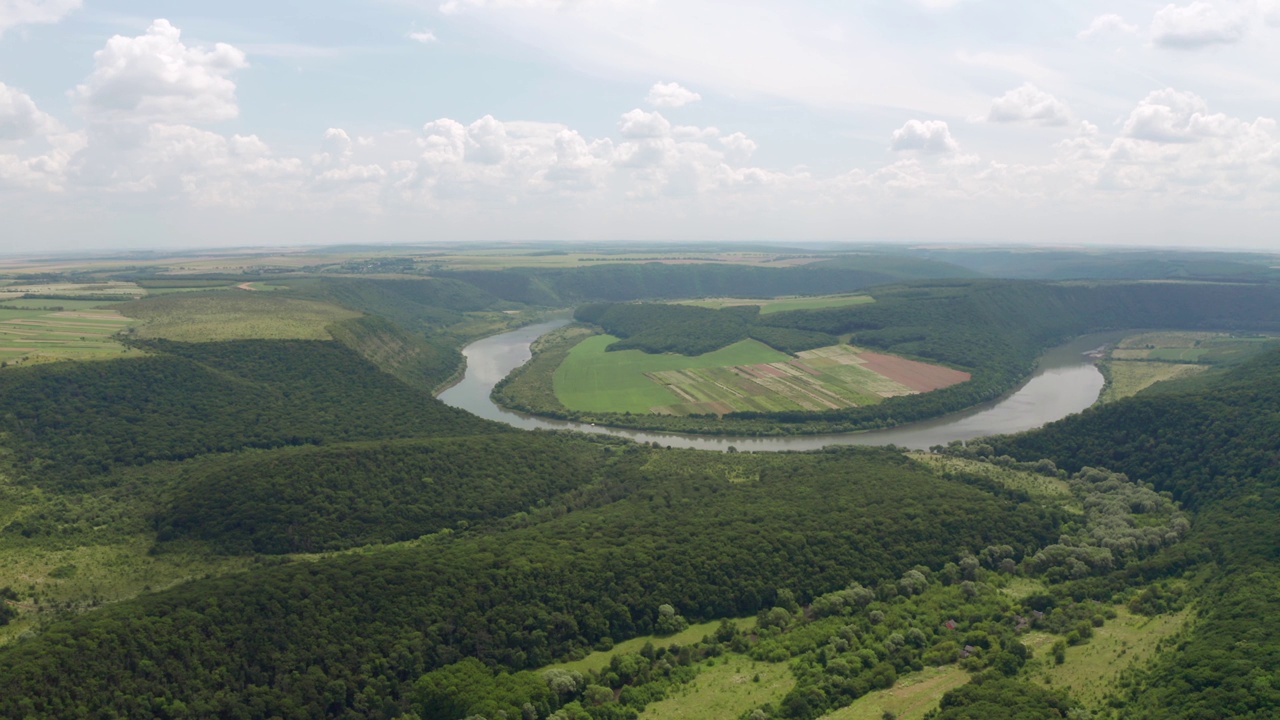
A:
[719, 132, 756, 164]
[646, 81, 701, 108]
[465, 115, 508, 164]
[0, 82, 60, 140]
[987, 84, 1071, 126]
[1262, 0, 1280, 26]
[890, 120, 958, 154]
[1150, 2, 1248, 49]
[619, 108, 672, 138]
[1078, 13, 1140, 40]
[72, 19, 249, 125]
[0, 0, 80, 36]
[408, 30, 437, 43]
[1123, 88, 1243, 142]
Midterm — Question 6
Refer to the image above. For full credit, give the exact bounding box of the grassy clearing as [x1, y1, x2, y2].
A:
[123, 293, 361, 342]
[0, 306, 141, 367]
[909, 454, 1072, 501]
[639, 653, 794, 720]
[0, 464, 250, 647]
[548, 618, 757, 675]
[1025, 606, 1192, 709]
[822, 666, 970, 720]
[676, 295, 875, 314]
[1101, 361, 1206, 403]
[554, 337, 942, 416]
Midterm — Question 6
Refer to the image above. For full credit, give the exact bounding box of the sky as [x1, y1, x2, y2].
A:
[1, 0, 1279, 252]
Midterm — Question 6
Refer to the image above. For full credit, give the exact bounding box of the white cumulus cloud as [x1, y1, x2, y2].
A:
[646, 82, 701, 108]
[72, 19, 249, 125]
[1078, 14, 1140, 40]
[890, 120, 959, 154]
[1150, 2, 1248, 49]
[987, 84, 1071, 126]
[0, 0, 80, 36]
[1123, 88, 1243, 142]
[0, 82, 60, 140]
[619, 109, 672, 139]
[408, 30, 437, 43]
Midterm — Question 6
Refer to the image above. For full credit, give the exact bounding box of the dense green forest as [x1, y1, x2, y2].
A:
[437, 263, 905, 306]
[968, 350, 1280, 718]
[0, 447, 1059, 718]
[5, 251, 1280, 719]
[574, 303, 836, 355]
[0, 338, 496, 488]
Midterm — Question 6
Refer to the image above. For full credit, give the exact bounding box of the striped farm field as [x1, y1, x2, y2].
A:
[553, 335, 970, 416]
[0, 305, 141, 367]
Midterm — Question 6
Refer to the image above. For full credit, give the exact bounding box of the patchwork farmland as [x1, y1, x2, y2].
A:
[555, 335, 970, 416]
[0, 305, 139, 367]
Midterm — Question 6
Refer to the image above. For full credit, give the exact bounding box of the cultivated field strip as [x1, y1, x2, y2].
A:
[0, 307, 138, 366]
[644, 344, 966, 416]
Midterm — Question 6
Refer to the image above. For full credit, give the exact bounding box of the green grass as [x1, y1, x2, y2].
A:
[554, 335, 791, 414]
[0, 463, 250, 647]
[1101, 361, 1206, 403]
[0, 298, 128, 310]
[123, 293, 361, 342]
[821, 666, 970, 720]
[639, 653, 794, 720]
[547, 618, 757, 675]
[0, 306, 141, 367]
[1025, 606, 1192, 709]
[909, 454, 1072, 501]
[676, 294, 875, 314]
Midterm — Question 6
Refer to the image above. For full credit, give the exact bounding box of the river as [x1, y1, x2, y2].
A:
[438, 319, 1117, 451]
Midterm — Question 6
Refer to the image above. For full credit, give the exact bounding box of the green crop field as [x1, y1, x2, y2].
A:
[677, 294, 874, 314]
[553, 335, 926, 416]
[123, 292, 361, 342]
[1103, 330, 1279, 402]
[0, 305, 141, 367]
[554, 336, 792, 414]
[1101, 361, 1206, 403]
[0, 281, 144, 299]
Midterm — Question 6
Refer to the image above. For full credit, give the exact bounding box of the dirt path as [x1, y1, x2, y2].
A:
[236, 282, 257, 291]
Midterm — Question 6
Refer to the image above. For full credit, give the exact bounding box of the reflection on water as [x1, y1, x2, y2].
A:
[438, 319, 1114, 452]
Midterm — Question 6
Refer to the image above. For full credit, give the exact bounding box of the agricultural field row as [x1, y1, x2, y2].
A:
[1101, 330, 1280, 402]
[555, 336, 970, 417]
[0, 305, 139, 367]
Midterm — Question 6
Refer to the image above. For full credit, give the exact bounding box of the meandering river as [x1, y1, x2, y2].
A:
[438, 319, 1118, 451]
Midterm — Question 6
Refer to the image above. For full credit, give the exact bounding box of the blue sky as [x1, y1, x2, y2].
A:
[2, 0, 1280, 251]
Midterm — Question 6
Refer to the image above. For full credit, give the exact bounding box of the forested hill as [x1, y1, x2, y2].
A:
[0, 447, 1060, 718]
[0, 337, 500, 488]
[976, 349, 1280, 718]
[436, 263, 910, 305]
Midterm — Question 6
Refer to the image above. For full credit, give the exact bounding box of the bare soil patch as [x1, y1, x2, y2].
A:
[858, 353, 971, 392]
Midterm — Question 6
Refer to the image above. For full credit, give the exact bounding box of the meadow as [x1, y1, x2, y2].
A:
[122, 292, 361, 341]
[1102, 330, 1279, 402]
[553, 334, 966, 416]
